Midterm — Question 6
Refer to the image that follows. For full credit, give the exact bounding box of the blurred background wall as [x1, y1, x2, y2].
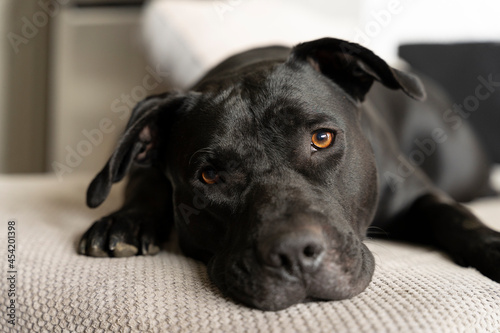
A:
[0, 0, 50, 173]
[0, 1, 8, 172]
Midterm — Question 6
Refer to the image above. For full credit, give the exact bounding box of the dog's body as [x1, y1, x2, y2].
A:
[79, 38, 500, 311]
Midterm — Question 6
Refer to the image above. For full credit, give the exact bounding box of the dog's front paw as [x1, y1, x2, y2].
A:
[78, 210, 166, 257]
[474, 237, 500, 282]
[454, 234, 500, 282]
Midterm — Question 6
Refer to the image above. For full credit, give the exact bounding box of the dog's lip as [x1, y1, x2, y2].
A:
[227, 279, 307, 311]
[224, 263, 365, 311]
[209, 252, 307, 310]
[209, 242, 374, 311]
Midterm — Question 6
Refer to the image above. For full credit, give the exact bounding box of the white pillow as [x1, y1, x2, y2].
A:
[141, 0, 355, 88]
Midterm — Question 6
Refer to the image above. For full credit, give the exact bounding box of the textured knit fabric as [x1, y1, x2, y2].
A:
[0, 174, 499, 333]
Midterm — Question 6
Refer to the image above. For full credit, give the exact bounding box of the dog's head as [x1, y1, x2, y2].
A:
[87, 38, 425, 311]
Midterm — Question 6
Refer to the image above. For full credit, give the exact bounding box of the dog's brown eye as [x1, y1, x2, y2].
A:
[201, 168, 219, 184]
[311, 130, 334, 149]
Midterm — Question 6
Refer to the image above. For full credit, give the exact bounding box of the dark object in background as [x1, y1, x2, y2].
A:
[399, 43, 500, 163]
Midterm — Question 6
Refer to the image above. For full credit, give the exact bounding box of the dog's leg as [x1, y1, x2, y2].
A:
[79, 166, 173, 257]
[388, 193, 500, 282]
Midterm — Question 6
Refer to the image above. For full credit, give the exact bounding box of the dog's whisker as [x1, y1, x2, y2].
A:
[366, 226, 389, 239]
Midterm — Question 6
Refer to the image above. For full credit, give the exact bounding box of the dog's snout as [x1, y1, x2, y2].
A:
[258, 228, 326, 275]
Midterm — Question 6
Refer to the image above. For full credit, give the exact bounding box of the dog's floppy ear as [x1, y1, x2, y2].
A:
[290, 37, 426, 102]
[86, 92, 186, 208]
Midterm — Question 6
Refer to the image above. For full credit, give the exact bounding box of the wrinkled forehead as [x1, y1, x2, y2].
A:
[203, 65, 354, 123]
[177, 64, 356, 161]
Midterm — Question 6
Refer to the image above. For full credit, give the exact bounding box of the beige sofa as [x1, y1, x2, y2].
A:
[1, 1, 499, 332]
[0, 173, 499, 332]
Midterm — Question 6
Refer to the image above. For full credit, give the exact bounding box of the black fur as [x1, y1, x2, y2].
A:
[79, 38, 499, 311]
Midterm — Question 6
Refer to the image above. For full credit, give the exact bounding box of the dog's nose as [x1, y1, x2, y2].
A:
[258, 228, 325, 275]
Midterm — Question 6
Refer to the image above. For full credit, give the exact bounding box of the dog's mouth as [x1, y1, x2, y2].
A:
[208, 232, 375, 311]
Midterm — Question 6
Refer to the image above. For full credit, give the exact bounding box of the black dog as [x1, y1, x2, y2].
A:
[79, 38, 500, 311]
